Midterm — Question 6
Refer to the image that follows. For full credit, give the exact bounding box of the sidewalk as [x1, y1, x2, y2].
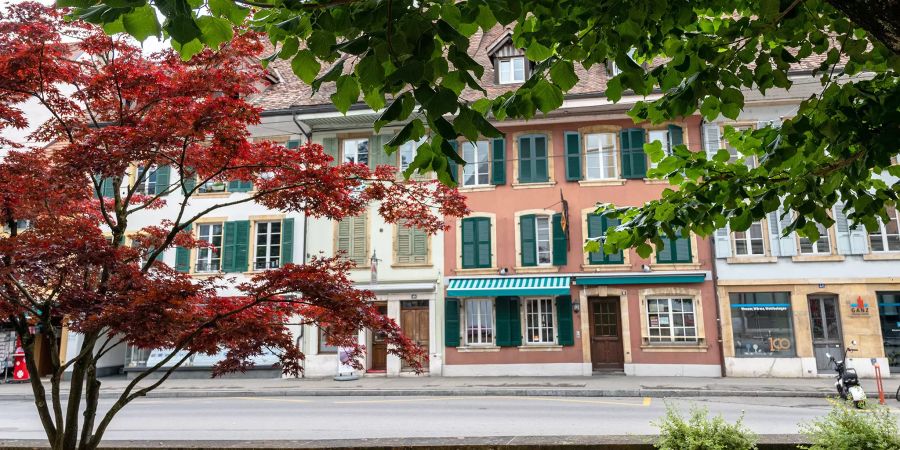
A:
[1, 374, 898, 401]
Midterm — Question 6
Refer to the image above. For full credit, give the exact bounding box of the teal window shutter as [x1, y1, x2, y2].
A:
[281, 217, 294, 265]
[518, 134, 548, 183]
[620, 128, 647, 179]
[556, 295, 574, 346]
[552, 213, 567, 266]
[222, 222, 237, 273]
[657, 230, 692, 263]
[174, 224, 192, 273]
[222, 220, 250, 272]
[445, 298, 460, 347]
[491, 137, 506, 185]
[448, 140, 459, 184]
[322, 137, 339, 166]
[533, 135, 548, 182]
[369, 134, 395, 170]
[154, 165, 171, 195]
[100, 176, 116, 198]
[667, 124, 684, 149]
[495, 297, 521, 347]
[564, 132, 582, 181]
[518, 135, 533, 183]
[520, 214, 537, 267]
[181, 168, 196, 195]
[587, 214, 623, 264]
[475, 217, 492, 268]
[228, 180, 253, 193]
[461, 218, 476, 269]
[286, 140, 301, 149]
[461, 217, 492, 269]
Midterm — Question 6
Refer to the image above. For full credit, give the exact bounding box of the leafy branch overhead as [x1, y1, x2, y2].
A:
[67, 0, 899, 252]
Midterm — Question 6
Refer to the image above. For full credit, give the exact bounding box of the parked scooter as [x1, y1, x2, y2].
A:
[826, 344, 866, 409]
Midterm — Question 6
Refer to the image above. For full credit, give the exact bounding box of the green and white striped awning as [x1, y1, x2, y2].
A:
[447, 276, 571, 297]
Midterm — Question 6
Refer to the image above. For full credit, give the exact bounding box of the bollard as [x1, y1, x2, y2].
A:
[873, 360, 886, 405]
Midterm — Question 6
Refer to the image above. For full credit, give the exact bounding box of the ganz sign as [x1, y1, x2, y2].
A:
[850, 297, 870, 316]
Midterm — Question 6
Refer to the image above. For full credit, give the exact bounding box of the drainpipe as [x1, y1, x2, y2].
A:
[700, 116, 728, 378]
[292, 112, 312, 378]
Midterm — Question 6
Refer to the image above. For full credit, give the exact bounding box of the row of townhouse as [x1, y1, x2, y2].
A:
[52, 28, 898, 380]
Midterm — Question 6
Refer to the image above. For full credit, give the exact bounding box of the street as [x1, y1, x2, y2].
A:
[2, 395, 894, 441]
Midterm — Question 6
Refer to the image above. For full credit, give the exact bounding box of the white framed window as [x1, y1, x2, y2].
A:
[524, 297, 555, 344]
[647, 297, 697, 343]
[465, 299, 494, 345]
[343, 138, 369, 165]
[535, 215, 551, 265]
[199, 181, 227, 193]
[498, 56, 526, 84]
[254, 221, 281, 270]
[870, 207, 900, 253]
[798, 222, 832, 255]
[584, 133, 618, 180]
[462, 140, 490, 187]
[724, 126, 757, 168]
[647, 129, 671, 169]
[733, 221, 766, 256]
[399, 138, 426, 173]
[195, 223, 223, 273]
[135, 165, 157, 195]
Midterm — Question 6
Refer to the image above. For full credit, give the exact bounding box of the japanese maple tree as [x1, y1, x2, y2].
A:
[0, 4, 467, 450]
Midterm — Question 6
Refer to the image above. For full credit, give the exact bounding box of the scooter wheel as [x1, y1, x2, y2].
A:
[854, 400, 866, 409]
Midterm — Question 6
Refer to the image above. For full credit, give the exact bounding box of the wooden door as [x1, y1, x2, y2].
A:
[370, 303, 388, 371]
[400, 300, 430, 371]
[590, 297, 624, 370]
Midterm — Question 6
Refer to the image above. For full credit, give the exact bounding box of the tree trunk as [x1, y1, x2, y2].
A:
[826, 0, 900, 54]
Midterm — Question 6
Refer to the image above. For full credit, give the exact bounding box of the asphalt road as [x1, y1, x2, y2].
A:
[0, 395, 895, 441]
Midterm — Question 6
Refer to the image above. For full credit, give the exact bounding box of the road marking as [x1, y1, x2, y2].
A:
[334, 397, 470, 405]
[643, 397, 652, 406]
[232, 397, 312, 404]
[334, 396, 651, 407]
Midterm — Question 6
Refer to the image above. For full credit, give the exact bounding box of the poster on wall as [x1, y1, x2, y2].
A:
[334, 347, 359, 381]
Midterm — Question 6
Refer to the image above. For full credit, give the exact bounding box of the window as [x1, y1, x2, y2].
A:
[396, 221, 428, 265]
[586, 213, 623, 264]
[399, 138, 425, 173]
[647, 129, 671, 169]
[584, 133, 618, 180]
[870, 207, 900, 253]
[518, 134, 549, 183]
[199, 180, 227, 193]
[724, 126, 757, 168]
[343, 138, 369, 165]
[729, 292, 795, 357]
[798, 222, 831, 254]
[520, 214, 552, 266]
[461, 217, 492, 269]
[465, 299, 494, 345]
[498, 56, 526, 84]
[657, 231, 692, 263]
[647, 298, 697, 343]
[524, 298, 555, 344]
[254, 221, 281, 270]
[462, 141, 490, 187]
[336, 214, 368, 266]
[196, 223, 223, 272]
[135, 165, 158, 195]
[733, 221, 766, 256]
[877, 292, 900, 369]
[318, 327, 339, 354]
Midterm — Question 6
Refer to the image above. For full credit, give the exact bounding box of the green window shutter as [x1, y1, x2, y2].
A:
[491, 137, 506, 185]
[673, 232, 692, 263]
[621, 128, 647, 179]
[337, 218, 352, 261]
[556, 295, 575, 346]
[475, 217, 492, 268]
[350, 214, 368, 266]
[552, 213, 567, 266]
[369, 134, 395, 170]
[281, 217, 294, 265]
[518, 136, 533, 183]
[448, 140, 459, 184]
[656, 238, 674, 263]
[101, 176, 116, 198]
[667, 124, 684, 148]
[222, 220, 249, 273]
[182, 168, 196, 195]
[495, 297, 521, 347]
[445, 298, 460, 347]
[412, 226, 428, 264]
[520, 214, 537, 267]
[174, 224, 192, 273]
[564, 132, 582, 181]
[587, 214, 605, 265]
[227, 180, 253, 193]
[460, 218, 476, 268]
[604, 217, 624, 263]
[221, 222, 237, 272]
[322, 137, 339, 166]
[396, 222, 413, 264]
[286, 140, 301, 149]
[154, 165, 171, 195]
[534, 135, 548, 182]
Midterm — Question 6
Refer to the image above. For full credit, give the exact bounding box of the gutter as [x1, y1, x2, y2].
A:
[702, 117, 728, 378]
[292, 111, 312, 379]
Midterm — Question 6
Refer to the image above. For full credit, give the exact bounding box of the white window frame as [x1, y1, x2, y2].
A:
[343, 138, 369, 165]
[647, 129, 670, 169]
[254, 221, 282, 270]
[870, 207, 900, 253]
[534, 215, 552, 266]
[584, 132, 619, 180]
[498, 56, 526, 84]
[461, 140, 490, 187]
[399, 138, 426, 173]
[523, 297, 556, 345]
[646, 297, 698, 343]
[195, 223, 223, 273]
[464, 298, 495, 346]
[135, 165, 158, 195]
[732, 221, 766, 256]
[797, 222, 832, 255]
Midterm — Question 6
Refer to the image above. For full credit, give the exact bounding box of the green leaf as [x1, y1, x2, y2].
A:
[606, 76, 623, 102]
[208, 0, 249, 25]
[532, 80, 564, 113]
[122, 5, 161, 42]
[525, 40, 553, 61]
[171, 37, 203, 61]
[291, 50, 320, 84]
[331, 75, 360, 114]
[195, 16, 232, 49]
[549, 60, 578, 91]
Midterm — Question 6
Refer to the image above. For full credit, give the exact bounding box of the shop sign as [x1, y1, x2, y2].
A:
[850, 297, 870, 317]
[732, 303, 789, 312]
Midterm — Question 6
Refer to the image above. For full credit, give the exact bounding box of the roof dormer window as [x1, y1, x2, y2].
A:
[488, 33, 530, 85]
[498, 56, 526, 84]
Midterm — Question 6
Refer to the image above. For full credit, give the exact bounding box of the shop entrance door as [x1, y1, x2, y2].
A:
[400, 300, 430, 372]
[808, 295, 843, 372]
[589, 297, 624, 370]
[369, 302, 388, 372]
[877, 292, 900, 371]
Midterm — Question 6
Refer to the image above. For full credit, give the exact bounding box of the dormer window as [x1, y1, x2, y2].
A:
[487, 33, 530, 85]
[498, 56, 526, 84]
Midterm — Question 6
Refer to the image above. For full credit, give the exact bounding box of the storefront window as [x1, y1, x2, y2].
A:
[730, 292, 795, 357]
[878, 292, 900, 370]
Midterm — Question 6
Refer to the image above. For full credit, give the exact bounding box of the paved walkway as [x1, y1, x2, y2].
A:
[1, 374, 898, 400]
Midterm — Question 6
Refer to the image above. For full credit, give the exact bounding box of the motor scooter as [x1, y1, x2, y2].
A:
[825, 344, 866, 409]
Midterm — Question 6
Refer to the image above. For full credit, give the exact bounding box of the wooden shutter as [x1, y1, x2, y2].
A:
[445, 298, 460, 347]
[475, 217, 492, 268]
[100, 176, 116, 198]
[518, 135, 533, 183]
[350, 214, 367, 266]
[181, 168, 196, 195]
[620, 128, 646, 179]
[703, 123, 721, 160]
[714, 227, 732, 258]
[564, 131, 582, 181]
[673, 232, 692, 262]
[587, 214, 605, 264]
[767, 211, 782, 257]
[222, 222, 237, 272]
[491, 137, 506, 185]
[461, 218, 476, 268]
[322, 137, 339, 166]
[369, 134, 395, 170]
[411, 226, 428, 264]
[227, 180, 252, 192]
[396, 221, 427, 265]
[552, 213, 567, 266]
[604, 217, 623, 263]
[222, 220, 249, 273]
[495, 297, 521, 347]
[337, 218, 352, 261]
[533, 135, 548, 182]
[667, 124, 683, 150]
[154, 166, 171, 195]
[520, 214, 537, 267]
[556, 295, 574, 346]
[656, 238, 674, 263]
[286, 140, 301, 149]
[281, 217, 294, 265]
[174, 224, 192, 272]
[777, 207, 798, 256]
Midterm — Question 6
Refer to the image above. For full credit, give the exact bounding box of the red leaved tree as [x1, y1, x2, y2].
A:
[0, 4, 468, 450]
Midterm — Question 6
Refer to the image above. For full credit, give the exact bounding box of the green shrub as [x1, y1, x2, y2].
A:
[800, 400, 900, 450]
[653, 403, 757, 450]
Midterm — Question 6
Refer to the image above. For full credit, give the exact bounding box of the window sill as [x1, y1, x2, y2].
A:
[517, 344, 563, 352]
[191, 272, 222, 278]
[863, 252, 900, 261]
[458, 185, 496, 193]
[456, 346, 501, 352]
[649, 262, 702, 270]
[391, 263, 433, 269]
[640, 343, 708, 352]
[643, 178, 670, 185]
[725, 256, 777, 264]
[791, 254, 845, 263]
[454, 267, 498, 276]
[512, 181, 556, 190]
[514, 266, 560, 274]
[193, 192, 232, 199]
[580, 264, 627, 272]
[578, 179, 625, 187]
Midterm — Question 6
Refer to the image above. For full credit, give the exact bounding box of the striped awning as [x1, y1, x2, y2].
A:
[447, 276, 571, 297]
